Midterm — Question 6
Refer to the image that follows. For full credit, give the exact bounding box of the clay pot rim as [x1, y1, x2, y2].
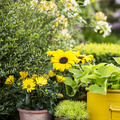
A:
[17, 107, 48, 114]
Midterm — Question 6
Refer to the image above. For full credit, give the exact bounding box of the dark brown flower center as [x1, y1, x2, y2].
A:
[78, 56, 84, 59]
[27, 85, 31, 88]
[59, 57, 68, 64]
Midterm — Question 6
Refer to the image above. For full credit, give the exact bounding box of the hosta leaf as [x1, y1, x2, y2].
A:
[89, 80, 107, 95]
[113, 57, 120, 65]
[96, 65, 120, 77]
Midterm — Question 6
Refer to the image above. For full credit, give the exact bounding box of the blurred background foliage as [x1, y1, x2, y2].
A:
[0, 0, 120, 119]
[74, 43, 120, 65]
[76, 0, 120, 44]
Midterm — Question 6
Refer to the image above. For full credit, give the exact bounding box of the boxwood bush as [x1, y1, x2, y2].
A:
[74, 43, 120, 65]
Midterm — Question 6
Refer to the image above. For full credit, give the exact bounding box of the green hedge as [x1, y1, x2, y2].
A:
[74, 43, 120, 65]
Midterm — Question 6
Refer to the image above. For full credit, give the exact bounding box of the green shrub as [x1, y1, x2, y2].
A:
[0, 0, 79, 84]
[0, 0, 83, 117]
[54, 100, 89, 120]
[73, 43, 120, 65]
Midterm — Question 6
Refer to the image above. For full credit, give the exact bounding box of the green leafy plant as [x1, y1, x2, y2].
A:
[80, 57, 120, 95]
[46, 49, 120, 96]
[46, 49, 94, 97]
[4, 72, 63, 114]
[54, 100, 89, 120]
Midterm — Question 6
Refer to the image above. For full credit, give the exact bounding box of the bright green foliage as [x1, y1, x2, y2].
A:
[74, 43, 120, 65]
[80, 63, 120, 95]
[54, 100, 89, 120]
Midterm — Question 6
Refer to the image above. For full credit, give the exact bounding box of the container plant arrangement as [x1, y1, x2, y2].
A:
[78, 57, 120, 120]
[5, 72, 64, 120]
[46, 49, 120, 120]
[54, 100, 89, 120]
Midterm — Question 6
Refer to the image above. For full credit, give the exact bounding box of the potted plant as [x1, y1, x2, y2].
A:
[46, 49, 94, 98]
[5, 72, 63, 120]
[46, 49, 120, 120]
[54, 100, 89, 120]
[79, 57, 120, 120]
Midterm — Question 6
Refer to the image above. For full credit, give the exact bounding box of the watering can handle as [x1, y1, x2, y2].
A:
[109, 104, 120, 120]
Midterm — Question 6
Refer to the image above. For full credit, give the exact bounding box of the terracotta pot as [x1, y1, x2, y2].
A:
[17, 108, 52, 120]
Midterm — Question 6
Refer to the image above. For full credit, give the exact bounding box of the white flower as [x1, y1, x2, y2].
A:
[60, 29, 71, 38]
[83, 0, 91, 6]
[30, 0, 38, 6]
[94, 21, 112, 37]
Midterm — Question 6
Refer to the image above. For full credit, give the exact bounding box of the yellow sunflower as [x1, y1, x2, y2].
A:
[5, 75, 14, 85]
[36, 76, 48, 86]
[56, 75, 66, 82]
[51, 49, 76, 72]
[22, 78, 36, 93]
[85, 55, 94, 62]
[46, 50, 55, 57]
[73, 51, 86, 64]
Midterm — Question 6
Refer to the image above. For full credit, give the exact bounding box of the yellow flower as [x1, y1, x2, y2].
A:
[73, 51, 86, 64]
[46, 50, 55, 57]
[77, 55, 86, 64]
[49, 70, 56, 77]
[30, 0, 38, 6]
[85, 55, 94, 62]
[58, 93, 64, 98]
[19, 72, 28, 80]
[67, 3, 72, 8]
[95, 12, 107, 21]
[51, 49, 76, 72]
[5, 75, 14, 85]
[32, 74, 38, 80]
[22, 78, 36, 93]
[44, 74, 49, 79]
[42, 6, 47, 10]
[36, 76, 48, 86]
[56, 75, 66, 82]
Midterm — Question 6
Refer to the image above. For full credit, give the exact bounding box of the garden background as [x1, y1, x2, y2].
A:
[0, 0, 120, 120]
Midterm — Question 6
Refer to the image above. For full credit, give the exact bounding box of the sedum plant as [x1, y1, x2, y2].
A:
[54, 100, 89, 120]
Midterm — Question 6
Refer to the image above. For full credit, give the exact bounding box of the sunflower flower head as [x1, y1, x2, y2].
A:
[46, 50, 55, 57]
[19, 72, 28, 80]
[22, 78, 36, 93]
[77, 55, 86, 64]
[85, 55, 94, 62]
[36, 76, 48, 86]
[49, 70, 56, 77]
[5, 75, 14, 85]
[56, 75, 66, 82]
[51, 49, 76, 72]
